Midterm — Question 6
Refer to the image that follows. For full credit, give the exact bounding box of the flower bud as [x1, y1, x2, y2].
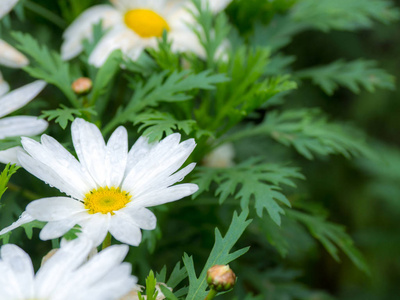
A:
[206, 265, 236, 292]
[71, 77, 92, 95]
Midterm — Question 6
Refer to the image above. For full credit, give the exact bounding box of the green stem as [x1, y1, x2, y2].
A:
[102, 232, 112, 249]
[204, 289, 218, 300]
[24, 1, 67, 29]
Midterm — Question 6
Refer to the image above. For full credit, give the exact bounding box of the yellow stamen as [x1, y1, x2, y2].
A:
[84, 187, 131, 215]
[124, 9, 170, 38]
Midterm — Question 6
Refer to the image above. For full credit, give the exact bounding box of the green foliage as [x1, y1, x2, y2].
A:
[138, 271, 158, 300]
[286, 209, 370, 273]
[11, 32, 79, 108]
[296, 59, 395, 95]
[0, 137, 22, 151]
[190, 0, 231, 67]
[232, 109, 375, 160]
[40, 104, 97, 129]
[292, 0, 400, 31]
[183, 211, 251, 299]
[194, 159, 304, 225]
[0, 164, 19, 200]
[147, 31, 180, 72]
[134, 111, 197, 143]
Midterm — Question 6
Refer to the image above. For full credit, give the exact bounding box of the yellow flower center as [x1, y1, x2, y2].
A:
[124, 9, 170, 38]
[84, 187, 131, 214]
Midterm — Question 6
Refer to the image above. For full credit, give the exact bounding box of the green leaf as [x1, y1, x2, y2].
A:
[21, 220, 46, 240]
[147, 31, 180, 71]
[11, 32, 79, 108]
[159, 285, 179, 300]
[63, 224, 82, 241]
[194, 158, 304, 225]
[0, 164, 19, 200]
[296, 59, 395, 95]
[134, 111, 197, 142]
[0, 137, 22, 151]
[40, 104, 97, 129]
[232, 108, 376, 160]
[183, 210, 251, 300]
[112, 70, 228, 129]
[90, 50, 122, 106]
[286, 209, 370, 274]
[291, 0, 400, 31]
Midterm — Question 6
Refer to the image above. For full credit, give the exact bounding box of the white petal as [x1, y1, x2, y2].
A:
[0, 0, 18, 19]
[62, 5, 121, 60]
[39, 217, 86, 240]
[0, 244, 34, 298]
[0, 39, 29, 68]
[0, 116, 48, 139]
[120, 207, 157, 230]
[71, 118, 107, 187]
[125, 136, 155, 175]
[0, 211, 34, 236]
[105, 126, 128, 187]
[0, 80, 46, 118]
[79, 213, 110, 247]
[130, 183, 198, 207]
[35, 237, 93, 297]
[0, 146, 24, 165]
[202, 0, 232, 12]
[109, 213, 142, 246]
[122, 135, 196, 194]
[18, 142, 90, 199]
[26, 197, 86, 221]
[170, 29, 206, 58]
[89, 26, 144, 67]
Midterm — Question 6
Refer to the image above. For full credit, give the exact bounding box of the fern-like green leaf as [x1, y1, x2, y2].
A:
[229, 109, 376, 160]
[40, 105, 97, 129]
[0, 164, 19, 200]
[291, 0, 400, 31]
[183, 210, 251, 300]
[134, 111, 197, 142]
[296, 59, 395, 95]
[286, 209, 370, 274]
[194, 158, 304, 225]
[11, 32, 79, 108]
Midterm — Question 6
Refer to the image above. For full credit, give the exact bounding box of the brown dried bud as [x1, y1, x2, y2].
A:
[71, 77, 92, 95]
[206, 265, 236, 292]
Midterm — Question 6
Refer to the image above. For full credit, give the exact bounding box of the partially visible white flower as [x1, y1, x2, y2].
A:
[121, 283, 172, 300]
[61, 0, 232, 67]
[0, 118, 198, 246]
[0, 80, 48, 164]
[203, 143, 235, 168]
[0, 39, 29, 68]
[0, 237, 137, 300]
[0, 0, 18, 19]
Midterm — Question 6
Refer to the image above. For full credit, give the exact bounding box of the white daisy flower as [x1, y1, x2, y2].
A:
[61, 0, 232, 67]
[0, 80, 48, 164]
[0, 118, 198, 246]
[0, 237, 137, 300]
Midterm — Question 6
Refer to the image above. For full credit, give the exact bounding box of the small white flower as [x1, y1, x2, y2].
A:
[0, 118, 198, 246]
[0, 80, 48, 164]
[61, 0, 232, 67]
[0, 237, 137, 300]
[121, 282, 172, 300]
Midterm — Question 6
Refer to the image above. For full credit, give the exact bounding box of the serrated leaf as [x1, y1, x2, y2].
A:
[296, 59, 395, 95]
[11, 32, 79, 108]
[40, 105, 97, 129]
[134, 111, 197, 142]
[0, 164, 19, 200]
[183, 210, 251, 300]
[193, 158, 304, 225]
[232, 108, 376, 160]
[291, 0, 400, 31]
[21, 220, 46, 239]
[286, 209, 370, 274]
